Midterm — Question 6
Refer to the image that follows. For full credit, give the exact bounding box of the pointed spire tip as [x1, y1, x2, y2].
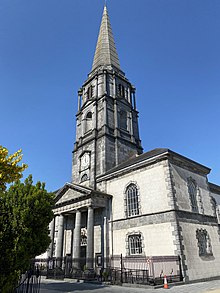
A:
[91, 1, 121, 72]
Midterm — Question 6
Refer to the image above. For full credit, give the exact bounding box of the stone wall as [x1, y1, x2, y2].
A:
[112, 222, 176, 257]
[180, 222, 220, 280]
[106, 161, 170, 221]
[170, 163, 213, 216]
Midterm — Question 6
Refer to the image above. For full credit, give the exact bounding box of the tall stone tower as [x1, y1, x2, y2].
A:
[72, 6, 143, 189]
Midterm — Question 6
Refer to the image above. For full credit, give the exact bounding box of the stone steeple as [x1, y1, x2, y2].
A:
[92, 5, 120, 72]
[72, 5, 143, 189]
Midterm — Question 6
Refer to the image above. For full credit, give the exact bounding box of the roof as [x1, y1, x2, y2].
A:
[209, 182, 220, 195]
[91, 5, 121, 71]
[97, 148, 211, 180]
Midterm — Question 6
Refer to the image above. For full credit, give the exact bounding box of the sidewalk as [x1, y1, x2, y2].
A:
[40, 277, 220, 293]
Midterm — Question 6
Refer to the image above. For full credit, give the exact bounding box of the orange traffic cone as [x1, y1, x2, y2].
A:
[163, 275, 169, 289]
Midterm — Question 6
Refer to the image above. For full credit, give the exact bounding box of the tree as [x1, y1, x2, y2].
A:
[0, 145, 28, 191]
[0, 148, 54, 292]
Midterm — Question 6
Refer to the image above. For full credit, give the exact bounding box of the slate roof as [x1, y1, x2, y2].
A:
[99, 148, 211, 178]
[92, 5, 120, 71]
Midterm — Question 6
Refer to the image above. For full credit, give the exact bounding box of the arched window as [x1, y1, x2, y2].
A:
[125, 184, 140, 217]
[188, 178, 198, 212]
[87, 85, 93, 100]
[86, 112, 92, 119]
[85, 111, 92, 133]
[81, 174, 88, 182]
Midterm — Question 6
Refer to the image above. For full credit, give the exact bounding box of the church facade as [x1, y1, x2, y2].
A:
[46, 6, 220, 282]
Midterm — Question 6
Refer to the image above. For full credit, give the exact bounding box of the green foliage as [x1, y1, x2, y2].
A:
[0, 146, 28, 191]
[0, 175, 54, 292]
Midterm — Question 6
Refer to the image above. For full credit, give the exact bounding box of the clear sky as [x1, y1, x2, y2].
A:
[0, 0, 220, 191]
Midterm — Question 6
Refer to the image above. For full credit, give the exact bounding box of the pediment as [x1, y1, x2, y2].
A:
[54, 182, 92, 206]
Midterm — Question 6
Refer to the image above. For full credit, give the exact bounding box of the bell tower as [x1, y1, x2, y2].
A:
[72, 6, 143, 189]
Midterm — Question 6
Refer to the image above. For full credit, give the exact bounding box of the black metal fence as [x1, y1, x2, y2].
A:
[14, 268, 41, 293]
[33, 254, 183, 286]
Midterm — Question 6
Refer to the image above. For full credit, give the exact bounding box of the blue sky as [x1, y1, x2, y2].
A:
[0, 0, 220, 191]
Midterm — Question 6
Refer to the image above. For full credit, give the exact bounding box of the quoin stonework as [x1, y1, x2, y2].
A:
[38, 5, 220, 282]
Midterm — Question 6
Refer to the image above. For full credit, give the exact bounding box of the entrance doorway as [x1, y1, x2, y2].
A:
[80, 246, 86, 269]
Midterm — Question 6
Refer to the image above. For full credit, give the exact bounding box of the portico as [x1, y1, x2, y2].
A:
[49, 183, 111, 270]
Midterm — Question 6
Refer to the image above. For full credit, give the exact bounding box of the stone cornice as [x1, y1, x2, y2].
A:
[110, 209, 218, 230]
[167, 151, 211, 176]
[209, 182, 220, 195]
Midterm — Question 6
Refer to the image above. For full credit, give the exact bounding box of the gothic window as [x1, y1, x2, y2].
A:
[81, 174, 88, 182]
[196, 229, 213, 257]
[128, 234, 143, 255]
[125, 183, 140, 217]
[85, 111, 92, 133]
[119, 110, 127, 130]
[187, 178, 198, 212]
[87, 85, 93, 99]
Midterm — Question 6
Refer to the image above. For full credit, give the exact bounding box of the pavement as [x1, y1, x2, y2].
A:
[39, 277, 220, 293]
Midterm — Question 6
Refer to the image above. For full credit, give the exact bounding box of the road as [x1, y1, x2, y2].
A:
[40, 277, 220, 293]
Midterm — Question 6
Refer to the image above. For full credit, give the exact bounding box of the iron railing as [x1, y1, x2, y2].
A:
[33, 254, 183, 286]
[14, 268, 41, 293]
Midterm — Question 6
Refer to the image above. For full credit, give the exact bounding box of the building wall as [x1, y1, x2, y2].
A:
[112, 222, 176, 257]
[169, 162, 220, 280]
[170, 163, 213, 216]
[105, 161, 170, 221]
[180, 222, 220, 280]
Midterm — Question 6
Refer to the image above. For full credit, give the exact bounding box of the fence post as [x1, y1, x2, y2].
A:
[120, 253, 123, 284]
[26, 270, 31, 293]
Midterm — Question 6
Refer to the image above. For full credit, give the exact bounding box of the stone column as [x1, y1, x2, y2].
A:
[96, 75, 98, 98]
[86, 206, 94, 269]
[128, 86, 131, 104]
[48, 217, 55, 258]
[114, 99, 119, 165]
[77, 89, 82, 112]
[56, 214, 64, 267]
[113, 75, 119, 165]
[104, 70, 107, 94]
[72, 210, 81, 270]
[103, 98, 107, 126]
[103, 216, 108, 268]
[133, 89, 136, 110]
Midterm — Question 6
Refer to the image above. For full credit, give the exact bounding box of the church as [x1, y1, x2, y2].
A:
[44, 6, 220, 282]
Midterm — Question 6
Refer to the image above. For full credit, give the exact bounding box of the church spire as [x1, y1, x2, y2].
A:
[92, 5, 121, 72]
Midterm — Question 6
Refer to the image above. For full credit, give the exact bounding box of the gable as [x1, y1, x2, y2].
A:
[55, 183, 92, 206]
